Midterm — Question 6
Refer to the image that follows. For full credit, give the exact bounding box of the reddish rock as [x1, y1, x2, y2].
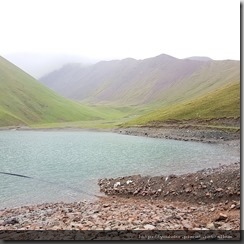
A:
[215, 213, 228, 221]
[181, 220, 193, 230]
[143, 224, 156, 230]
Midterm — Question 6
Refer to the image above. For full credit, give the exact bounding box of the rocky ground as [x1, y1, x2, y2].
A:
[0, 162, 240, 240]
[115, 126, 240, 143]
[99, 163, 240, 204]
[0, 195, 240, 240]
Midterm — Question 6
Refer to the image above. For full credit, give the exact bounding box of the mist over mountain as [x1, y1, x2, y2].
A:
[2, 53, 96, 79]
[39, 53, 239, 106]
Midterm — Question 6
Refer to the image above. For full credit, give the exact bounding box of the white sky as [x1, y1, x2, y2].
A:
[0, 0, 240, 77]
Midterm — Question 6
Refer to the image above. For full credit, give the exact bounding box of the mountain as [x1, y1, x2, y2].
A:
[126, 81, 240, 128]
[0, 56, 104, 127]
[39, 54, 240, 107]
[1, 53, 240, 129]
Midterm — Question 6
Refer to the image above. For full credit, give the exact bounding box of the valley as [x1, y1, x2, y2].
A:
[0, 0, 240, 239]
[0, 54, 240, 132]
[0, 54, 240, 239]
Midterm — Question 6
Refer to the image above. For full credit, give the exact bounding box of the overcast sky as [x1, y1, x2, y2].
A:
[0, 0, 240, 77]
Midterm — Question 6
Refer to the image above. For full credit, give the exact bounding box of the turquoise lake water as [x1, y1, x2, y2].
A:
[0, 131, 239, 208]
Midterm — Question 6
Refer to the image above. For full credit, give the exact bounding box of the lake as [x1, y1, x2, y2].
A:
[0, 130, 239, 208]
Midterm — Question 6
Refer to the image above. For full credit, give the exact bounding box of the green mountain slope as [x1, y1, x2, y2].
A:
[40, 55, 240, 107]
[1, 54, 240, 129]
[153, 60, 240, 108]
[126, 81, 240, 128]
[0, 56, 104, 127]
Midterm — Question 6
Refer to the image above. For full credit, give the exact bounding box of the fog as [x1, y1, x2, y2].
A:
[3, 53, 96, 79]
[0, 0, 240, 78]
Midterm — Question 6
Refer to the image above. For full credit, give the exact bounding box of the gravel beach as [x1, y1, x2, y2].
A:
[114, 126, 240, 144]
[0, 127, 240, 240]
[0, 162, 240, 240]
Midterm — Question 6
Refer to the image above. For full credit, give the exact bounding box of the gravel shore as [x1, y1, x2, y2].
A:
[0, 127, 240, 240]
[0, 162, 240, 240]
[0, 195, 240, 240]
[114, 126, 240, 144]
[99, 162, 240, 204]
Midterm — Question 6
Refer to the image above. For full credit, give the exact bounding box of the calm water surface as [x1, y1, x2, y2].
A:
[0, 131, 239, 208]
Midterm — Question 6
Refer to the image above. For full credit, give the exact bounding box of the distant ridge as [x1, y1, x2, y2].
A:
[40, 53, 239, 107]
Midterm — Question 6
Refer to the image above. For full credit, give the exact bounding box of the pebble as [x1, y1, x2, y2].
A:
[181, 220, 193, 230]
[230, 204, 236, 209]
[143, 224, 156, 230]
[206, 222, 215, 230]
[215, 213, 228, 221]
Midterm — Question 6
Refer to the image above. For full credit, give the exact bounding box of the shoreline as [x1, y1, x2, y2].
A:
[113, 126, 240, 144]
[0, 126, 111, 133]
[0, 125, 240, 146]
[98, 162, 240, 204]
[1, 125, 240, 153]
[0, 163, 240, 237]
[0, 126, 240, 239]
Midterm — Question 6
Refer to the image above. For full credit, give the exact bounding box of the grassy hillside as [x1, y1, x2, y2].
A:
[40, 55, 239, 108]
[125, 81, 240, 128]
[152, 60, 240, 108]
[0, 56, 107, 127]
